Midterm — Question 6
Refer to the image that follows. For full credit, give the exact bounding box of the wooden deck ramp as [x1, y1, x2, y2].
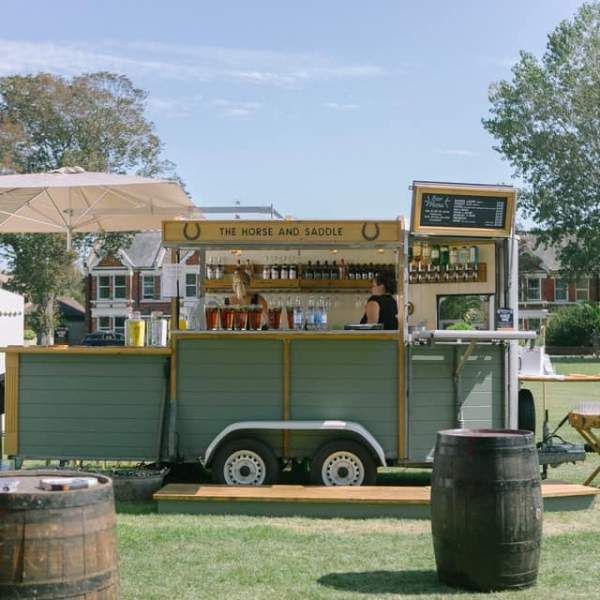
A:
[154, 483, 599, 519]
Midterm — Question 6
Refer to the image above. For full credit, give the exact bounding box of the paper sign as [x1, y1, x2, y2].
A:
[161, 264, 179, 298]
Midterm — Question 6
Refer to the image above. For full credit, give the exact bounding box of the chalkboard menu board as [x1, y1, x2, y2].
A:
[420, 193, 507, 230]
[411, 183, 515, 237]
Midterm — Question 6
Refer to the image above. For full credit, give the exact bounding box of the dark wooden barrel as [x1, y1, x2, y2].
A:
[431, 429, 542, 592]
[0, 470, 119, 599]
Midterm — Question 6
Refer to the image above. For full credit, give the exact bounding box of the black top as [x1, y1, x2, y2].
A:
[360, 294, 398, 330]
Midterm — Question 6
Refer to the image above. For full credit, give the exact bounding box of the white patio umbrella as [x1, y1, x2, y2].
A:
[0, 166, 200, 247]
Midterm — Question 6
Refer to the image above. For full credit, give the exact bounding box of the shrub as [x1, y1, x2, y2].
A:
[545, 303, 600, 347]
[446, 321, 473, 330]
[23, 329, 37, 341]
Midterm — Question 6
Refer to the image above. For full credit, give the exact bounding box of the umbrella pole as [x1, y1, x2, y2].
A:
[66, 228, 72, 251]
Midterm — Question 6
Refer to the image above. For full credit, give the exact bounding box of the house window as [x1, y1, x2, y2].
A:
[114, 316, 126, 335]
[114, 275, 127, 299]
[554, 279, 568, 302]
[576, 278, 589, 301]
[185, 273, 198, 298]
[97, 316, 111, 331]
[526, 278, 541, 301]
[98, 276, 111, 299]
[142, 275, 156, 300]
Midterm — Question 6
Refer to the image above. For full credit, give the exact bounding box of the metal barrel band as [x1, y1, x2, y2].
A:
[435, 538, 541, 554]
[435, 445, 536, 456]
[433, 477, 541, 491]
[0, 570, 117, 599]
[0, 483, 113, 510]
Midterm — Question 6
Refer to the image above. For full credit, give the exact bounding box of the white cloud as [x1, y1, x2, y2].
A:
[146, 95, 204, 118]
[147, 95, 261, 119]
[0, 39, 388, 89]
[210, 99, 262, 119]
[324, 102, 359, 111]
[437, 149, 479, 157]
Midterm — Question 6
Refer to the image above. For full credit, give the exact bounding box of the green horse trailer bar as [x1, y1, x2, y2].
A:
[2, 181, 537, 486]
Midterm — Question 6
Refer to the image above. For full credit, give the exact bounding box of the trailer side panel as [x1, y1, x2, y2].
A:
[17, 354, 168, 460]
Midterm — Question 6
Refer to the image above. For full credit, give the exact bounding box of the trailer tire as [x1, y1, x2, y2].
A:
[211, 438, 279, 486]
[310, 439, 377, 486]
[518, 389, 536, 434]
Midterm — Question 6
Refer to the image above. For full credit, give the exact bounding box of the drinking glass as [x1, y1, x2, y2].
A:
[205, 302, 220, 331]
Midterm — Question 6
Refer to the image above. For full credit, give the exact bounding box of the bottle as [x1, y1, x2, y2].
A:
[459, 246, 470, 267]
[431, 244, 440, 268]
[206, 258, 214, 281]
[412, 241, 422, 263]
[262, 262, 270, 280]
[289, 263, 297, 280]
[317, 296, 327, 330]
[348, 264, 355, 280]
[314, 297, 322, 330]
[280, 260, 288, 280]
[422, 242, 432, 266]
[293, 296, 304, 330]
[271, 262, 279, 280]
[323, 261, 330, 280]
[469, 245, 479, 267]
[368, 262, 374, 279]
[362, 264, 369, 280]
[449, 246, 458, 267]
[331, 260, 339, 280]
[314, 261, 322, 281]
[216, 258, 224, 280]
[306, 296, 315, 330]
[440, 245, 449, 267]
[245, 259, 253, 278]
[305, 261, 313, 280]
[339, 259, 346, 280]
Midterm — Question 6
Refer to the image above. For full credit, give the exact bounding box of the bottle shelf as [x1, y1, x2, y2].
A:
[408, 263, 487, 285]
[203, 278, 372, 292]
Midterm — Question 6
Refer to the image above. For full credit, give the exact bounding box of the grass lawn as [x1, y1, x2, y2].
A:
[115, 359, 600, 600]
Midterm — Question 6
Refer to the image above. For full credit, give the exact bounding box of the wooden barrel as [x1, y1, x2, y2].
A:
[431, 429, 542, 592]
[0, 470, 119, 599]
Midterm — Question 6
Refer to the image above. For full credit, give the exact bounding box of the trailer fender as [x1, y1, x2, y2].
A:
[202, 420, 387, 467]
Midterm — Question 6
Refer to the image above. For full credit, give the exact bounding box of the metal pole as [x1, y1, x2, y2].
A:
[507, 235, 520, 428]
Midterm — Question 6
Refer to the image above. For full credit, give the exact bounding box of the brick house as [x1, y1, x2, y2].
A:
[85, 231, 203, 334]
[519, 234, 599, 331]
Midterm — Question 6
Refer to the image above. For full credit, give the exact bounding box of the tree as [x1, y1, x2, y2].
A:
[546, 303, 600, 347]
[0, 72, 177, 342]
[483, 2, 600, 276]
[1, 234, 80, 339]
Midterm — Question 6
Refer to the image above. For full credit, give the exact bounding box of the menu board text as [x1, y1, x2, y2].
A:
[420, 193, 507, 230]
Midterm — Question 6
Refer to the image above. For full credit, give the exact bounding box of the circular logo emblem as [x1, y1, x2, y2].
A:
[361, 222, 380, 241]
[183, 222, 201, 241]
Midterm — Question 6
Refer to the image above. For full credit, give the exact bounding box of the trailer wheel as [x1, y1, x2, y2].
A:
[519, 389, 536, 434]
[211, 438, 279, 486]
[310, 440, 377, 486]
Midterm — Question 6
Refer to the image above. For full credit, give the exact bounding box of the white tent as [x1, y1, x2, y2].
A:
[0, 287, 24, 376]
[0, 167, 201, 246]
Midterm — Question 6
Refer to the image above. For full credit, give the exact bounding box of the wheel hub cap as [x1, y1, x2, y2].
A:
[321, 451, 365, 486]
[223, 450, 266, 485]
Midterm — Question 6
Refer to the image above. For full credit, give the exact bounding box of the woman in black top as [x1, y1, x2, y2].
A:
[360, 273, 398, 330]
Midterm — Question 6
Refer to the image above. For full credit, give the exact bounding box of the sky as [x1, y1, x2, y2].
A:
[0, 0, 587, 220]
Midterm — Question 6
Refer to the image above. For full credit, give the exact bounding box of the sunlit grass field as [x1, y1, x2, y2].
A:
[115, 359, 600, 599]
